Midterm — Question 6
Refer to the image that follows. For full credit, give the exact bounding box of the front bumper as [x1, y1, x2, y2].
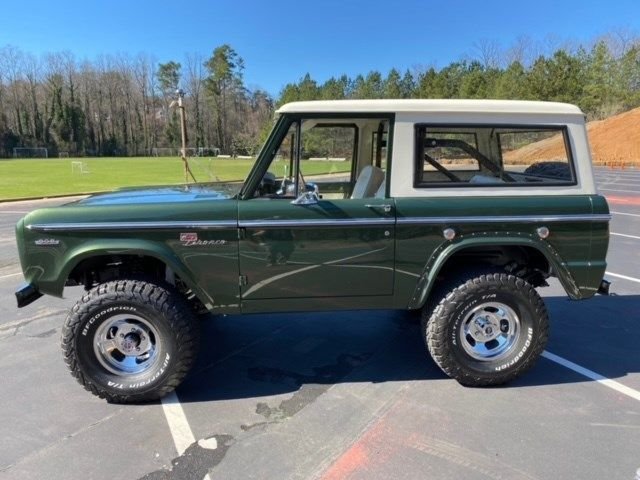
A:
[16, 283, 43, 308]
[597, 278, 611, 295]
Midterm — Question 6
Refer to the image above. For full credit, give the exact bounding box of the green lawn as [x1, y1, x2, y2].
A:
[0, 157, 351, 201]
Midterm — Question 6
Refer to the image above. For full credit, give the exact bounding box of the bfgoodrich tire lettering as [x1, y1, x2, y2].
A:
[62, 279, 199, 403]
[424, 273, 549, 386]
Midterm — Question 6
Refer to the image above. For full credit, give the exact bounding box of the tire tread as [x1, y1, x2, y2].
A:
[423, 272, 549, 387]
[61, 279, 199, 403]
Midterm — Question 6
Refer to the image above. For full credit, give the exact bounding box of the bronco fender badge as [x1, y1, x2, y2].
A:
[34, 238, 60, 246]
[180, 233, 226, 247]
[180, 232, 198, 242]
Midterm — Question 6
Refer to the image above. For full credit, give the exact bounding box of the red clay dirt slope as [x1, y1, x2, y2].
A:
[506, 106, 640, 166]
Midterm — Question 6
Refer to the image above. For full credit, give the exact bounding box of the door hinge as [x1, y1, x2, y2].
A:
[238, 227, 246, 240]
[239, 275, 248, 287]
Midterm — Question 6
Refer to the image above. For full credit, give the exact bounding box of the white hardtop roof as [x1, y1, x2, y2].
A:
[277, 99, 584, 116]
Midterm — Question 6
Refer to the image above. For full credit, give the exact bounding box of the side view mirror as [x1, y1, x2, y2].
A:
[291, 191, 319, 206]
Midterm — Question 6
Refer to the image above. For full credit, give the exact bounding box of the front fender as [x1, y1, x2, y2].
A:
[31, 239, 212, 305]
[407, 233, 581, 310]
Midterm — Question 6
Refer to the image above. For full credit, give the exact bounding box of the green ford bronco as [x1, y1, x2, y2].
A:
[15, 99, 611, 402]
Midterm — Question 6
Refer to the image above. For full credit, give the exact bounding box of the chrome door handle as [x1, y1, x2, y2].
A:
[365, 204, 392, 213]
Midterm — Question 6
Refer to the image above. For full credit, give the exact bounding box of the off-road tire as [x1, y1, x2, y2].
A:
[423, 272, 549, 386]
[524, 161, 571, 180]
[62, 279, 200, 403]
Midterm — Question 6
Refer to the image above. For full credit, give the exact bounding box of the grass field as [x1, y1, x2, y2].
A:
[0, 157, 351, 201]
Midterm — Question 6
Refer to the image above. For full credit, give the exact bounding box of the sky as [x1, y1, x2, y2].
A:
[1, 0, 639, 95]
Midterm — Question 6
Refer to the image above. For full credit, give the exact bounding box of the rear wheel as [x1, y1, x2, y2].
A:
[424, 272, 548, 386]
[62, 279, 199, 403]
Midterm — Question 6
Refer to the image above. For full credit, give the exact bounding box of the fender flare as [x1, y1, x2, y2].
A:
[406, 234, 580, 310]
[42, 239, 212, 305]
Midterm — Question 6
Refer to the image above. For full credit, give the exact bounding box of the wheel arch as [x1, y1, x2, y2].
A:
[53, 240, 212, 308]
[407, 236, 580, 310]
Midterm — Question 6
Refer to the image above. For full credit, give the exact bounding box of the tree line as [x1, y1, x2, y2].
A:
[279, 33, 640, 120]
[0, 44, 272, 157]
[1, 30, 639, 158]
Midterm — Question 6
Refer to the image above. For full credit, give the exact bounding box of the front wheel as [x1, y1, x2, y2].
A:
[424, 273, 549, 386]
[62, 279, 200, 403]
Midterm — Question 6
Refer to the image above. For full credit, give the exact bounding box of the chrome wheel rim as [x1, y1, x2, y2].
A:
[93, 314, 161, 375]
[460, 302, 520, 361]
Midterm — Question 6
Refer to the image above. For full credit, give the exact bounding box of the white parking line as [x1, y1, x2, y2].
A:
[596, 171, 640, 175]
[543, 351, 640, 402]
[0, 271, 21, 280]
[611, 232, 640, 241]
[595, 178, 635, 181]
[605, 271, 640, 284]
[597, 181, 640, 187]
[595, 172, 640, 178]
[611, 211, 640, 218]
[599, 188, 640, 193]
[596, 173, 640, 178]
[161, 392, 214, 479]
[595, 177, 640, 181]
[598, 182, 640, 187]
[161, 391, 197, 455]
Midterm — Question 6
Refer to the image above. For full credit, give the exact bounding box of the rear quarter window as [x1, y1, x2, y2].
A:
[414, 125, 577, 187]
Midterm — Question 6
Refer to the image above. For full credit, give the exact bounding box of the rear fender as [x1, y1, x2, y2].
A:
[407, 234, 580, 310]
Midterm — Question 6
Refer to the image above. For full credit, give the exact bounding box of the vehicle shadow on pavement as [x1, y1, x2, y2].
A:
[177, 308, 437, 403]
[175, 294, 639, 403]
[514, 294, 640, 388]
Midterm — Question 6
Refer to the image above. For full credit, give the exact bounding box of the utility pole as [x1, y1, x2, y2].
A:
[175, 89, 197, 183]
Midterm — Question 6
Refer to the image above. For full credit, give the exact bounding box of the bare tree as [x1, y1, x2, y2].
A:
[472, 38, 503, 69]
[185, 53, 205, 148]
[2, 46, 26, 138]
[601, 27, 639, 58]
[505, 35, 539, 67]
[133, 54, 152, 153]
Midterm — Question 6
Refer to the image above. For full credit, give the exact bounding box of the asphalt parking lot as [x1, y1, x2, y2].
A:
[1, 167, 639, 480]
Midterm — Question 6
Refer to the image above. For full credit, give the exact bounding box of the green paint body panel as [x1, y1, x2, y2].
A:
[394, 195, 609, 309]
[238, 198, 395, 304]
[19, 187, 241, 312]
[17, 191, 609, 314]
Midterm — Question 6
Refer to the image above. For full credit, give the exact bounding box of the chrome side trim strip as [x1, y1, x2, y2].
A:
[239, 218, 396, 228]
[396, 214, 611, 225]
[26, 214, 610, 233]
[26, 220, 238, 232]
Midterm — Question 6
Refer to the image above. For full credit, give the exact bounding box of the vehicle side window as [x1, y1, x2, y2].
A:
[252, 116, 392, 200]
[420, 132, 480, 182]
[299, 122, 357, 199]
[414, 125, 576, 187]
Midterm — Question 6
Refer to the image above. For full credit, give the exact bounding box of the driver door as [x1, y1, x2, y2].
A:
[237, 117, 395, 304]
